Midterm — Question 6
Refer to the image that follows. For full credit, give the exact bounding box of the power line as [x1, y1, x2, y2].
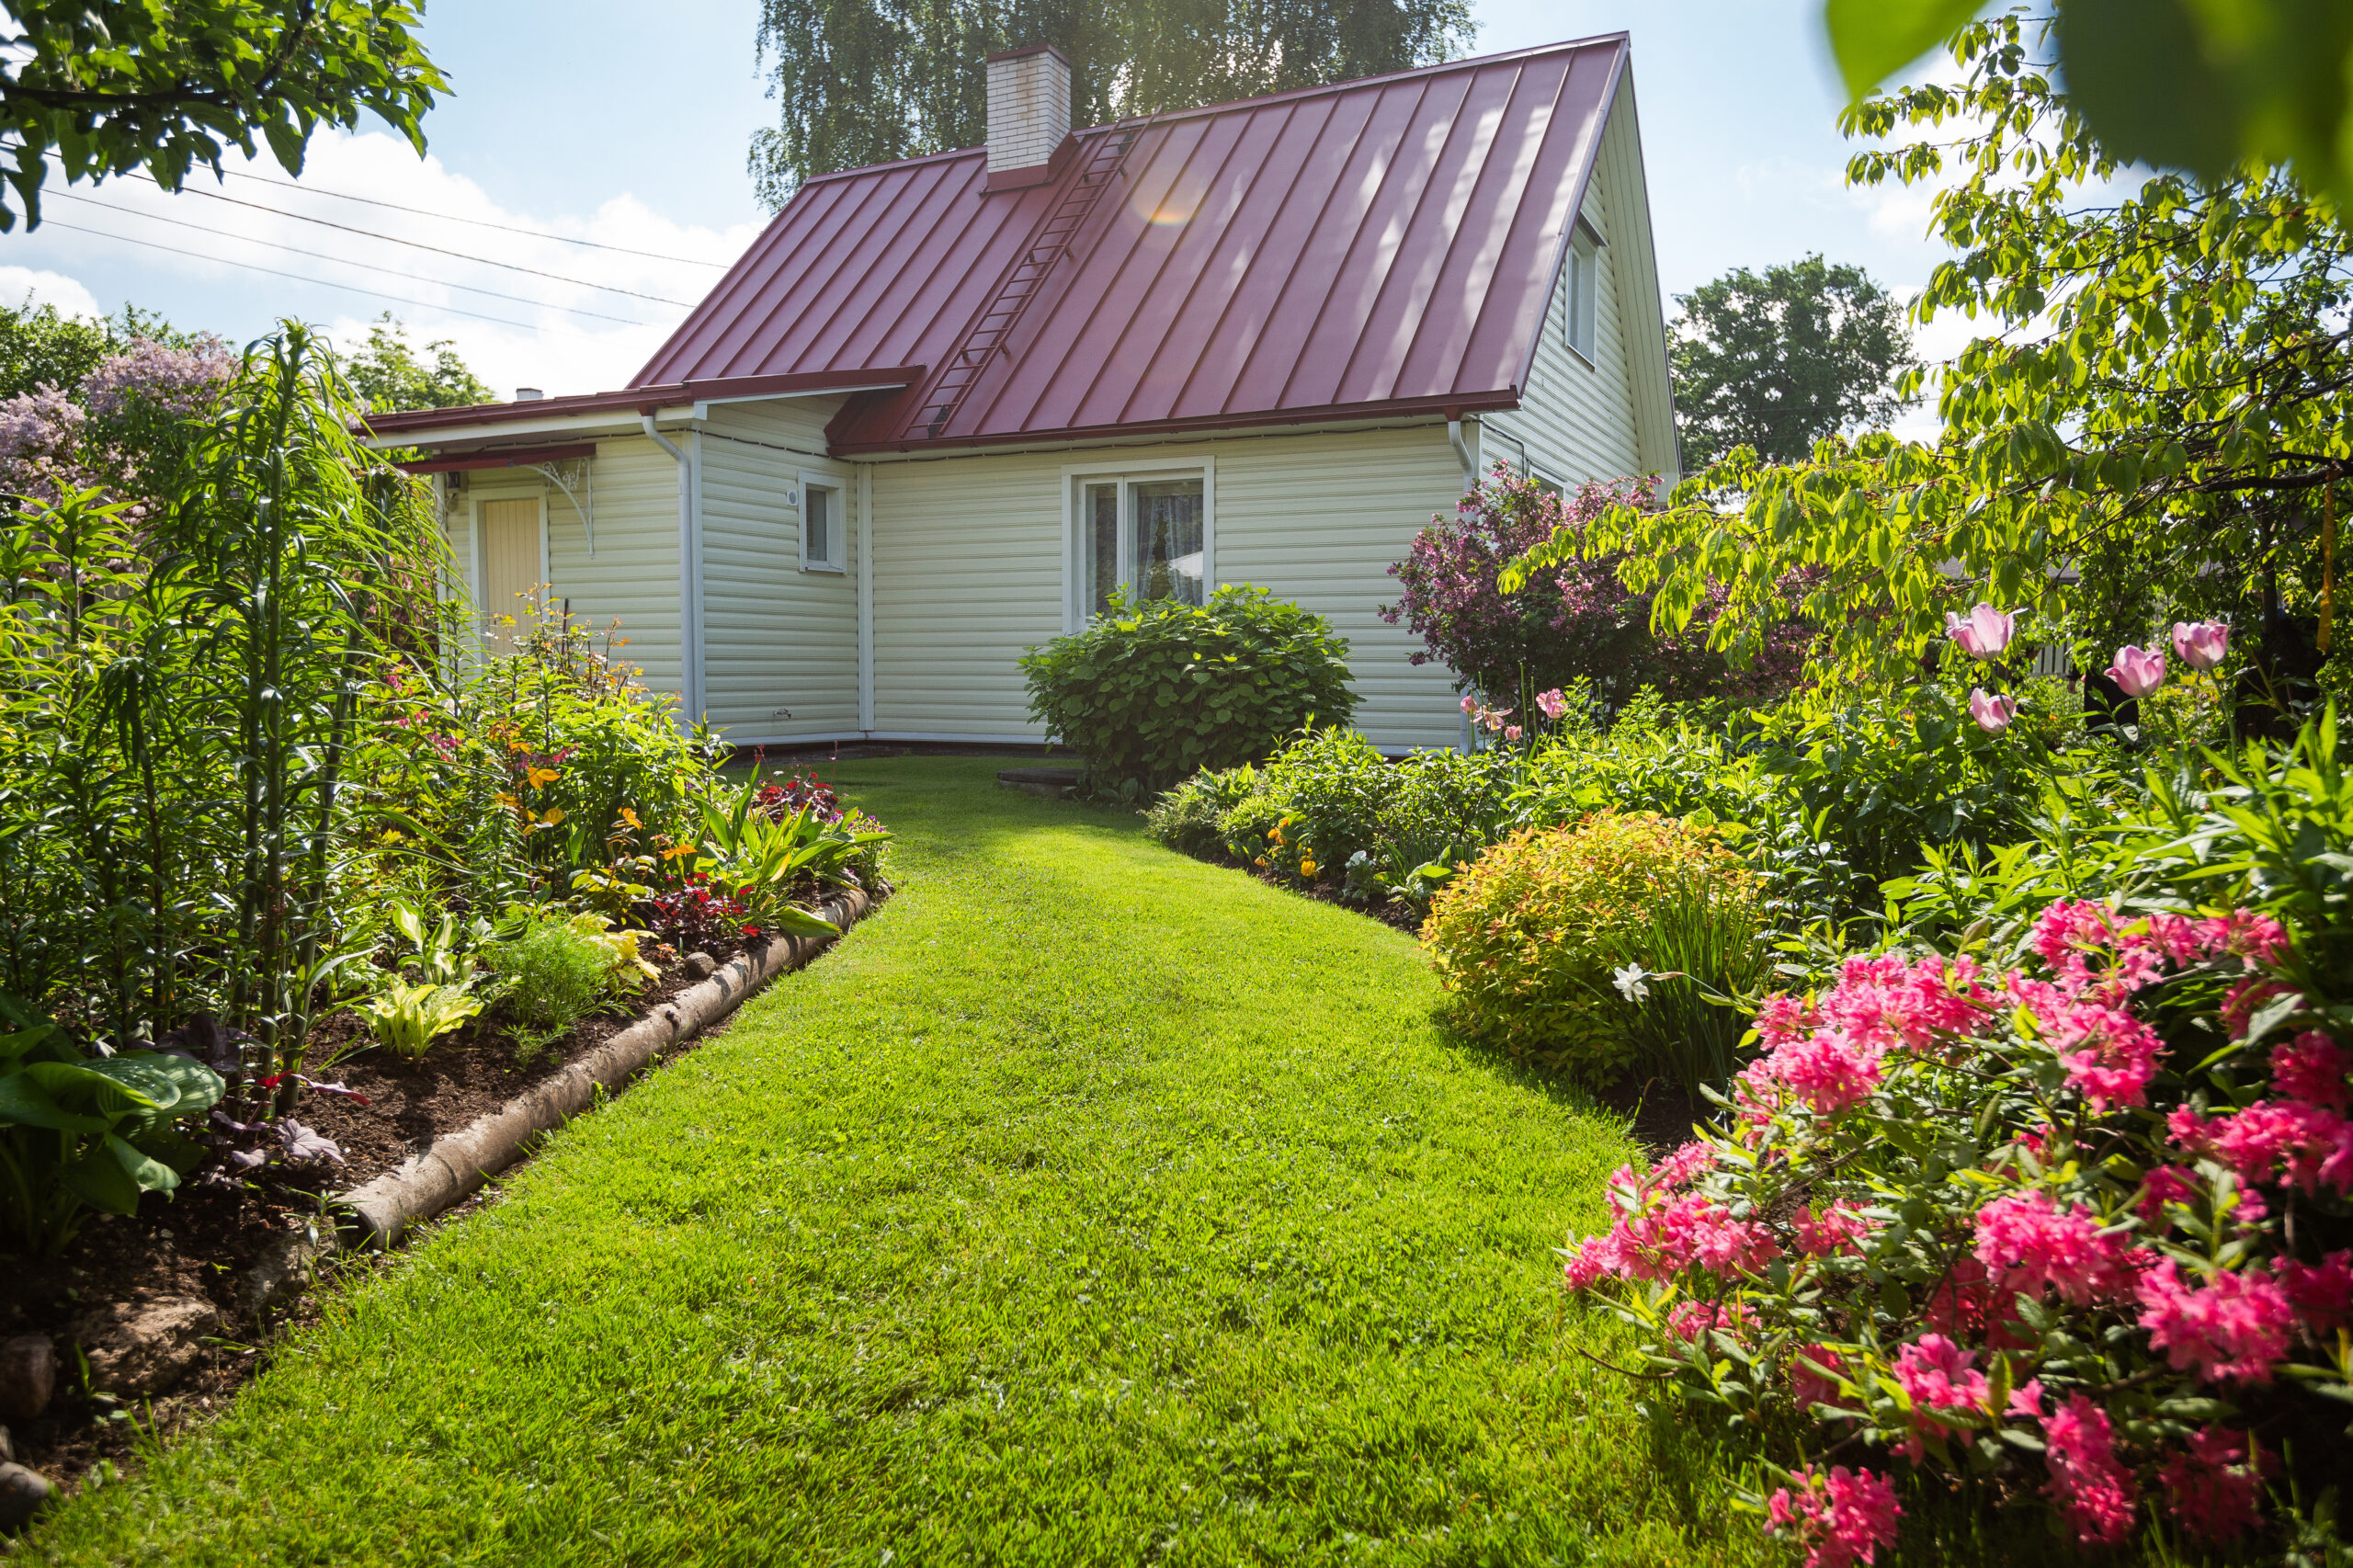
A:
[217, 166, 732, 268]
[44, 188, 654, 326]
[152, 179, 695, 306]
[33, 219, 628, 336]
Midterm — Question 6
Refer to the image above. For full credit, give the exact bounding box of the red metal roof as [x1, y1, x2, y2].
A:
[632, 34, 1631, 453]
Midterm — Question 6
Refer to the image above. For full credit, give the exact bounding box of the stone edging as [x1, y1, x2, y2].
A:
[335, 884, 883, 1246]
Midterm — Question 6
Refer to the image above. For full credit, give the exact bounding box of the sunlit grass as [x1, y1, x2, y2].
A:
[28, 758, 2075, 1566]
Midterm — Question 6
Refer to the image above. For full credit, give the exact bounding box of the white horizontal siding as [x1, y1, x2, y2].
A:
[451, 436, 683, 699]
[696, 398, 858, 742]
[1483, 140, 1643, 490]
[867, 424, 1466, 751]
[1211, 427, 1464, 751]
[869, 450, 1063, 737]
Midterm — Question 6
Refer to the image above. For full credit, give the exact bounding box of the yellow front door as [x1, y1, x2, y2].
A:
[479, 499, 540, 653]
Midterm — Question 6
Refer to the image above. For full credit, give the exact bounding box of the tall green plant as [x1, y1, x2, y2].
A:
[157, 329, 441, 1104]
[0, 327, 441, 1106]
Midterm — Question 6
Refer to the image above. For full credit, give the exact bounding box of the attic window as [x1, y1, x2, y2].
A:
[1565, 224, 1599, 365]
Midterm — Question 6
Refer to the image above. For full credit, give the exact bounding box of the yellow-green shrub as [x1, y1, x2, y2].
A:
[1422, 812, 1757, 1077]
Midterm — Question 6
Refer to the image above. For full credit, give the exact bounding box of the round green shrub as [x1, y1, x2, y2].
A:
[1018, 585, 1356, 793]
[1144, 765, 1257, 857]
[1422, 812, 1757, 1079]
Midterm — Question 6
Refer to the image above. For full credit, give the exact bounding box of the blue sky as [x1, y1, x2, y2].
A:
[0, 0, 1959, 402]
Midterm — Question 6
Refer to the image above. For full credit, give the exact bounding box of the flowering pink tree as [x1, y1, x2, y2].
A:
[1381, 467, 1811, 707]
[1559, 894, 2350, 1560]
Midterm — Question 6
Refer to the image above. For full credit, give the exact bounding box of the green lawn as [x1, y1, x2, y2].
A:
[26, 758, 2051, 1566]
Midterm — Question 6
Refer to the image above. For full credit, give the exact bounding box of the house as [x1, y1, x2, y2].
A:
[367, 32, 1677, 754]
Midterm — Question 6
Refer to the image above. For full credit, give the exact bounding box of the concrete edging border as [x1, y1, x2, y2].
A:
[335, 884, 883, 1246]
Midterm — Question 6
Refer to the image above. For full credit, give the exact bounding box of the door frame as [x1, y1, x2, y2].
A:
[469, 490, 549, 654]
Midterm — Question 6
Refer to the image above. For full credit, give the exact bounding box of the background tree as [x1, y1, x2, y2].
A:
[1668, 255, 1918, 469]
[0, 0, 446, 231]
[747, 0, 1473, 206]
[0, 298, 111, 399]
[337, 313, 494, 414]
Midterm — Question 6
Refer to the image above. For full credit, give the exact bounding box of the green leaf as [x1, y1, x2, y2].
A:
[61, 1140, 143, 1216]
[1823, 0, 1984, 99]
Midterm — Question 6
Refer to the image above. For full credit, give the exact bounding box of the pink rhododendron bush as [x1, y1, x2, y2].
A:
[1561, 887, 2352, 1562]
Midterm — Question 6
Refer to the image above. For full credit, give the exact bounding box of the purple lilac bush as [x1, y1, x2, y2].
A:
[1379, 469, 1812, 707]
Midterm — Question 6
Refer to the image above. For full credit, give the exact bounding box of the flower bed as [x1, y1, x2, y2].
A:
[1555, 725, 2353, 1559]
[0, 880, 886, 1500]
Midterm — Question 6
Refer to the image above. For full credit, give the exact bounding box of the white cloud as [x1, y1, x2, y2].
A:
[0, 265, 102, 322]
[29, 128, 767, 400]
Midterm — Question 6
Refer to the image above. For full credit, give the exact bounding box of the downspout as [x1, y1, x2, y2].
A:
[642, 415, 699, 724]
[1446, 413, 1476, 495]
[856, 465, 875, 735]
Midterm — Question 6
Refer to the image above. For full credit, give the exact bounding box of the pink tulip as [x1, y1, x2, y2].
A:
[2108, 644, 2166, 698]
[1461, 693, 1479, 715]
[1536, 687, 1568, 722]
[1968, 687, 2018, 733]
[2170, 619, 2229, 671]
[1504, 724, 1523, 741]
[1944, 603, 2017, 660]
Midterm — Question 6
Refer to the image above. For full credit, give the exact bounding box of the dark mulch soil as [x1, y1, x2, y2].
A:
[1593, 1075, 1712, 1156]
[0, 935, 755, 1498]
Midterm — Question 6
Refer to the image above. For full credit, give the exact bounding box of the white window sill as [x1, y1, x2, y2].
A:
[1564, 342, 1597, 369]
[801, 562, 847, 574]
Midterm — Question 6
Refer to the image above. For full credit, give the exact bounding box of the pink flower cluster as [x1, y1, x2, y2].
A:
[2156, 1425, 2267, 1543]
[1764, 1465, 1903, 1568]
[1560, 1178, 1778, 1290]
[1972, 1189, 2135, 1306]
[1555, 892, 2348, 1557]
[2039, 1393, 2137, 1545]
[0, 384, 85, 464]
[80, 335, 232, 419]
[2134, 1260, 2294, 1383]
[1891, 1335, 1987, 1449]
[1737, 953, 1988, 1118]
[2006, 902, 2286, 1109]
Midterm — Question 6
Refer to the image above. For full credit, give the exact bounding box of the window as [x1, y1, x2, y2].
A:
[1565, 225, 1599, 364]
[800, 473, 844, 572]
[1073, 471, 1209, 619]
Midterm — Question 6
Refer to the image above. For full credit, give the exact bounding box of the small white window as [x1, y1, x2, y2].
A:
[1075, 472, 1208, 617]
[799, 473, 844, 573]
[1565, 225, 1599, 364]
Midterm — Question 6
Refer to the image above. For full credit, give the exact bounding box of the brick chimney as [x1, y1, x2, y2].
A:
[984, 43, 1071, 176]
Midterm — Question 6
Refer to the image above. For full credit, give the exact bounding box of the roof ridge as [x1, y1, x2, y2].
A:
[800, 32, 1629, 187]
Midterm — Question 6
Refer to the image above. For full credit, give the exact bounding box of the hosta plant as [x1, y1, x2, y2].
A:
[0, 1004, 225, 1254]
[358, 981, 483, 1060]
[1558, 896, 2352, 1561]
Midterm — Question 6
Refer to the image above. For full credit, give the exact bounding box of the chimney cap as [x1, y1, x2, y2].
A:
[514, 387, 545, 402]
[984, 41, 1068, 65]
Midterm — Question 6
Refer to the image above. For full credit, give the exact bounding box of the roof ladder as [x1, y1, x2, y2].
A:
[910, 129, 1139, 439]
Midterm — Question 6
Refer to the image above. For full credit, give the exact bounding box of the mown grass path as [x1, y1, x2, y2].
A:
[33, 758, 1808, 1565]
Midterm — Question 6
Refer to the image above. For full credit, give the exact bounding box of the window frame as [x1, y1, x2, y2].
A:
[1059, 455, 1216, 631]
[797, 469, 847, 574]
[1563, 216, 1602, 367]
